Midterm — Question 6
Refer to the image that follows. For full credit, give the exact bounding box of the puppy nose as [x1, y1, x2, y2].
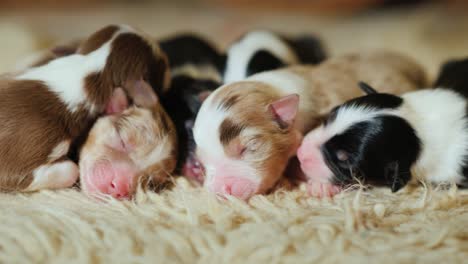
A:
[211, 176, 258, 200]
[87, 161, 135, 199]
[107, 174, 131, 199]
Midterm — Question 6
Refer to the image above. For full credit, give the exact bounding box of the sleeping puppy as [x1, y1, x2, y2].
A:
[79, 85, 177, 199]
[223, 30, 326, 83]
[297, 58, 468, 197]
[193, 51, 426, 200]
[159, 33, 225, 182]
[0, 24, 169, 192]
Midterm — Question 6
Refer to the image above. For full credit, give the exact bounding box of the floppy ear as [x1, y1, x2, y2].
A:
[247, 50, 286, 76]
[268, 94, 300, 129]
[105, 87, 128, 114]
[384, 161, 411, 192]
[124, 79, 158, 108]
[358, 81, 379, 95]
[184, 89, 212, 114]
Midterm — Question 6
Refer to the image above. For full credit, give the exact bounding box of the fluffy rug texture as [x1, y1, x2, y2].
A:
[0, 180, 467, 263]
[1, 4, 468, 263]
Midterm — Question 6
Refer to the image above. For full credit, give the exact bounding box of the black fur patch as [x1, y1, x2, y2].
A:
[246, 50, 286, 77]
[282, 34, 327, 65]
[434, 57, 468, 99]
[160, 33, 225, 71]
[322, 115, 421, 192]
[161, 75, 221, 172]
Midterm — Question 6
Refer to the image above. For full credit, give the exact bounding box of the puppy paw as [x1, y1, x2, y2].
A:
[307, 181, 342, 198]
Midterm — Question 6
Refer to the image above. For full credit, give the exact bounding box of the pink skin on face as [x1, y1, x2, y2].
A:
[211, 175, 258, 200]
[202, 156, 260, 200]
[82, 89, 139, 199]
[82, 159, 137, 199]
[297, 129, 342, 198]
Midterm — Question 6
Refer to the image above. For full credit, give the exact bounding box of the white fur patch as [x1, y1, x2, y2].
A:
[48, 140, 71, 162]
[171, 63, 222, 83]
[399, 89, 468, 184]
[224, 31, 299, 83]
[321, 104, 396, 142]
[16, 26, 133, 114]
[16, 44, 111, 113]
[26, 161, 79, 191]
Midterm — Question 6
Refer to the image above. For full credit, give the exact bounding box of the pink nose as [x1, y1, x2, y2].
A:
[106, 173, 131, 199]
[87, 161, 135, 199]
[211, 176, 258, 200]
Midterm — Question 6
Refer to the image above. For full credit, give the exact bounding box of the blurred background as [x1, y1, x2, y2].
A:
[1, 0, 467, 77]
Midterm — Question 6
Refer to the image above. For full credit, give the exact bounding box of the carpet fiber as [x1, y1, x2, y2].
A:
[1, 179, 467, 263]
[0, 4, 468, 263]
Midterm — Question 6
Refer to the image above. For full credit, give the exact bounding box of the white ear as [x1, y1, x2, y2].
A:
[268, 94, 300, 129]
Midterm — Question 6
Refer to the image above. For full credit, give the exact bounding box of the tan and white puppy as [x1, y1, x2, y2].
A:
[79, 87, 177, 199]
[193, 51, 426, 200]
[0, 24, 169, 193]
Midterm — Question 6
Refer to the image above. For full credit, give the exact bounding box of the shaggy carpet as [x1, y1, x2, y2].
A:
[1, 3, 468, 263]
[0, 179, 467, 263]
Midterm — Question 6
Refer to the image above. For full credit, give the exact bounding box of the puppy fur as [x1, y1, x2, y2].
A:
[193, 51, 426, 199]
[299, 57, 468, 197]
[223, 30, 326, 83]
[0, 24, 169, 192]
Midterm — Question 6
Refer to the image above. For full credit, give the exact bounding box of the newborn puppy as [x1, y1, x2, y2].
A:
[223, 30, 326, 83]
[159, 33, 225, 182]
[193, 51, 426, 200]
[79, 88, 177, 199]
[0, 24, 169, 192]
[298, 58, 468, 197]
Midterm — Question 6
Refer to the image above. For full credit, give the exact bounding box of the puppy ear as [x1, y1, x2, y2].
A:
[268, 94, 300, 129]
[184, 89, 212, 114]
[124, 79, 158, 108]
[384, 161, 410, 192]
[358, 81, 379, 95]
[105, 87, 128, 114]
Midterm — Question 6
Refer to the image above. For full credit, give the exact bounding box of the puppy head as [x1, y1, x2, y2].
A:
[80, 87, 177, 199]
[298, 83, 420, 192]
[193, 82, 302, 200]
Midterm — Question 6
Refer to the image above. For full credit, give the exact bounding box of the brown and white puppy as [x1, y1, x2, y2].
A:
[0, 24, 169, 193]
[193, 51, 426, 200]
[79, 85, 177, 199]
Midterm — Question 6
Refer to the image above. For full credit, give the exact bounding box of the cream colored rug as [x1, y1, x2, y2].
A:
[1, 4, 468, 263]
[1, 179, 467, 263]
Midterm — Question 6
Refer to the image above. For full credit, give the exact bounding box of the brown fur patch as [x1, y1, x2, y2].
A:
[218, 94, 240, 110]
[78, 25, 119, 55]
[219, 118, 245, 146]
[83, 32, 169, 109]
[0, 80, 87, 192]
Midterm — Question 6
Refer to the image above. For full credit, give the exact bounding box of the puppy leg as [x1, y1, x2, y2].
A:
[25, 160, 79, 191]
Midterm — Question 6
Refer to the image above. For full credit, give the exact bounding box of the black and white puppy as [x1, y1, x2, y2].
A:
[297, 58, 468, 197]
[159, 33, 225, 181]
[223, 30, 326, 83]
